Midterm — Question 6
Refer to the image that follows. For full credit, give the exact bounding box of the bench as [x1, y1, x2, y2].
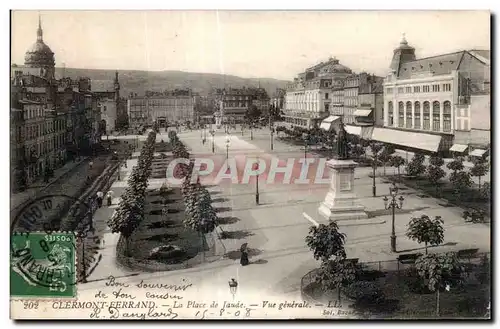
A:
[397, 253, 421, 265]
[343, 258, 359, 265]
[457, 248, 479, 261]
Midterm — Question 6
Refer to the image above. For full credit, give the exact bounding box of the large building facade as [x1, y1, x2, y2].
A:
[91, 71, 122, 134]
[127, 90, 195, 129]
[376, 36, 490, 154]
[284, 57, 353, 129]
[10, 15, 104, 193]
[214, 87, 269, 124]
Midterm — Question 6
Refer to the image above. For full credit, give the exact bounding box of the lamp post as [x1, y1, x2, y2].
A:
[270, 127, 275, 151]
[382, 182, 405, 252]
[228, 278, 238, 301]
[225, 134, 231, 160]
[210, 130, 215, 153]
[372, 144, 378, 197]
[250, 124, 254, 140]
[253, 161, 260, 205]
[302, 132, 308, 159]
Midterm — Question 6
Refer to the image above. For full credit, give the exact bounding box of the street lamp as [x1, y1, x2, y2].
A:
[270, 127, 275, 151]
[225, 134, 231, 160]
[250, 124, 254, 140]
[372, 143, 378, 197]
[228, 278, 238, 301]
[302, 132, 309, 159]
[210, 129, 215, 153]
[253, 161, 260, 205]
[382, 182, 405, 252]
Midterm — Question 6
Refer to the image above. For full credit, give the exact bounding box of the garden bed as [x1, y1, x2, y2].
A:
[383, 174, 490, 218]
[115, 187, 209, 272]
[302, 264, 490, 319]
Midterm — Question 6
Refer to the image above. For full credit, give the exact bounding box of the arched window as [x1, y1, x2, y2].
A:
[443, 101, 452, 132]
[388, 101, 394, 126]
[406, 101, 413, 128]
[433, 101, 441, 131]
[398, 102, 404, 127]
[414, 102, 421, 129]
[423, 101, 430, 130]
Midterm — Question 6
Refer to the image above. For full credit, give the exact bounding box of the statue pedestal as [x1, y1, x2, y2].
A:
[318, 159, 368, 221]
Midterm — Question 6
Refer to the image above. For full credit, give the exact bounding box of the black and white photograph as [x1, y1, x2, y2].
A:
[8, 9, 491, 320]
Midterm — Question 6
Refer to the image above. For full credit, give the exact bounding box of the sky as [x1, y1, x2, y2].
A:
[11, 10, 490, 81]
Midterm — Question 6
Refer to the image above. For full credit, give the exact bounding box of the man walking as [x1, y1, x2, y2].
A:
[106, 190, 114, 207]
[96, 191, 104, 208]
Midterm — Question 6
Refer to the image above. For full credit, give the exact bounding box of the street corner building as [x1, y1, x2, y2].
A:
[380, 36, 490, 157]
[10, 14, 124, 194]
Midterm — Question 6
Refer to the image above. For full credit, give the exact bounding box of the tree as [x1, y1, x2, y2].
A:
[427, 155, 446, 196]
[315, 258, 357, 303]
[379, 145, 395, 176]
[305, 221, 347, 263]
[350, 143, 365, 160]
[390, 155, 406, 182]
[406, 214, 445, 254]
[245, 105, 262, 124]
[470, 157, 489, 191]
[446, 156, 464, 173]
[450, 171, 472, 201]
[406, 153, 426, 178]
[369, 142, 383, 185]
[415, 252, 464, 316]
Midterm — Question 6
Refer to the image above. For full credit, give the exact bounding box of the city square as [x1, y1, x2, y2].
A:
[9, 10, 490, 320]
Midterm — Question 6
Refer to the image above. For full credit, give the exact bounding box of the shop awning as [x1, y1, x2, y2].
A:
[320, 115, 340, 130]
[371, 127, 442, 152]
[353, 109, 373, 117]
[449, 144, 469, 153]
[469, 148, 487, 157]
[345, 125, 362, 136]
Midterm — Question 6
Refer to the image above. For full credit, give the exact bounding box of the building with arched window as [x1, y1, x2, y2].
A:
[374, 35, 490, 154]
[283, 57, 353, 129]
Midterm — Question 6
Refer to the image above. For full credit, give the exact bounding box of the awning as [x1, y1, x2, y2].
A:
[371, 127, 442, 152]
[345, 125, 362, 136]
[354, 109, 372, 117]
[469, 148, 487, 157]
[320, 115, 340, 130]
[449, 144, 468, 153]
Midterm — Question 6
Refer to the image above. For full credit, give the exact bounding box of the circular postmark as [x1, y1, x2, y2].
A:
[10, 194, 102, 290]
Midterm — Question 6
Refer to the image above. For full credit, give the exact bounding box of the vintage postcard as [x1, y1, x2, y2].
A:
[10, 10, 491, 320]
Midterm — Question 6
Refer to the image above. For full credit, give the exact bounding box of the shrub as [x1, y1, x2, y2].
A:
[480, 182, 491, 200]
[344, 281, 385, 305]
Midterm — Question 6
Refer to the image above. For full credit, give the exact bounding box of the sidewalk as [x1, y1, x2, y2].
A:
[11, 157, 88, 212]
[85, 162, 138, 282]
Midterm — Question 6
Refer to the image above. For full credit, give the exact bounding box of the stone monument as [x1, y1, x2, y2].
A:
[318, 119, 368, 221]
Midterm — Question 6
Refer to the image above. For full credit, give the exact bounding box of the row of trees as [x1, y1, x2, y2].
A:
[404, 152, 489, 200]
[277, 124, 490, 201]
[107, 131, 157, 243]
[168, 131, 218, 245]
[306, 213, 463, 316]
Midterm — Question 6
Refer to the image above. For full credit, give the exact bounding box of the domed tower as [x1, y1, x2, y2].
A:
[24, 14, 55, 80]
[389, 34, 416, 75]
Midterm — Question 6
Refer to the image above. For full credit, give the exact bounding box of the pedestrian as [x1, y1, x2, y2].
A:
[240, 243, 249, 266]
[96, 191, 104, 208]
[106, 190, 114, 207]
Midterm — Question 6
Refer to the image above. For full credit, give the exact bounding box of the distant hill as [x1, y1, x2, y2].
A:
[51, 67, 291, 97]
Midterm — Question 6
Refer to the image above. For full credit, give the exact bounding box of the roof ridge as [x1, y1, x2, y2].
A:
[402, 50, 466, 64]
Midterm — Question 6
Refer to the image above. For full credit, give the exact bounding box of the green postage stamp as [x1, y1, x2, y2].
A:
[10, 232, 76, 298]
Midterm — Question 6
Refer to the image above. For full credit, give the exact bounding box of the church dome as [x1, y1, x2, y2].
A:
[24, 16, 55, 67]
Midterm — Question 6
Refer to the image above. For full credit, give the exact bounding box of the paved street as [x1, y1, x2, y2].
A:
[81, 129, 490, 315]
